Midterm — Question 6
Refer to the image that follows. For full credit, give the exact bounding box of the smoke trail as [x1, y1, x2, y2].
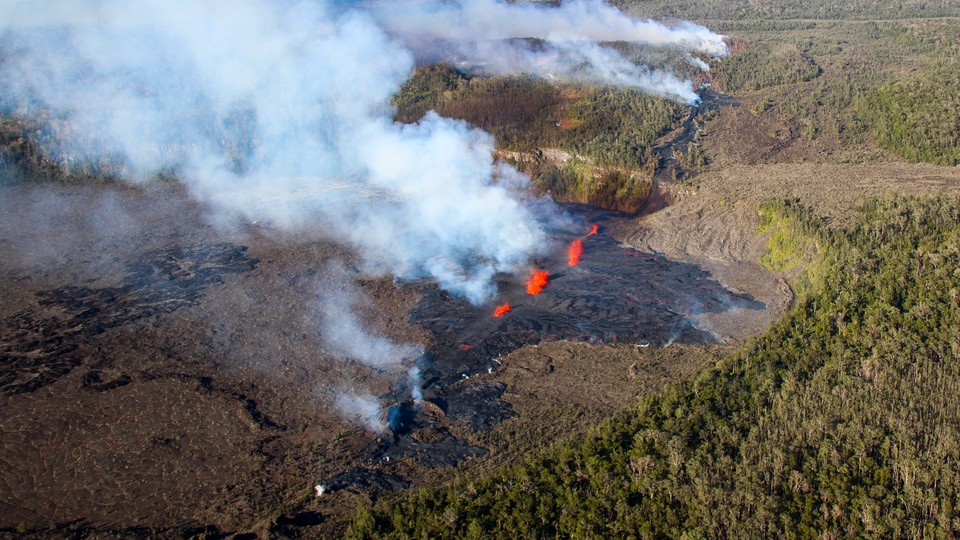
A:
[365, 0, 728, 103]
[0, 0, 545, 304]
[335, 391, 388, 434]
[367, 0, 726, 54]
[317, 267, 424, 370]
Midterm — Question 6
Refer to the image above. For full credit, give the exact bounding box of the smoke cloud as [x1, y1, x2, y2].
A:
[316, 264, 425, 428]
[0, 0, 725, 304]
[0, 0, 545, 304]
[364, 0, 727, 103]
[1, 0, 726, 430]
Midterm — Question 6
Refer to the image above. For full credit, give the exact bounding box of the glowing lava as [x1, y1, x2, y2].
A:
[568, 239, 584, 266]
[493, 303, 512, 318]
[526, 269, 549, 295]
[587, 223, 599, 236]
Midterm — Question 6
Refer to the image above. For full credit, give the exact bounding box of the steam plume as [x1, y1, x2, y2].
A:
[317, 265, 424, 427]
[1, 0, 728, 432]
[318, 275, 424, 370]
[365, 0, 728, 103]
[335, 391, 388, 434]
[0, 0, 544, 304]
[0, 0, 725, 305]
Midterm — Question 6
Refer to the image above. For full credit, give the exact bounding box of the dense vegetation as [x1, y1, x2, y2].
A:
[0, 116, 111, 183]
[695, 18, 960, 164]
[348, 195, 960, 538]
[392, 67, 684, 210]
[614, 0, 960, 20]
[713, 44, 821, 94]
[394, 68, 683, 169]
[863, 70, 960, 165]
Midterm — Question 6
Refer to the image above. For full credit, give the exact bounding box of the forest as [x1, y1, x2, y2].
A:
[2, 4, 960, 536]
[348, 195, 960, 538]
[613, 0, 960, 20]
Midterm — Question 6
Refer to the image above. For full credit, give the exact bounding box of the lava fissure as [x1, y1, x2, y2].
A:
[568, 223, 598, 267]
[568, 239, 584, 267]
[526, 269, 549, 295]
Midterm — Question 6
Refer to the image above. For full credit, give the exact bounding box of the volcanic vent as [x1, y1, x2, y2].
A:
[406, 205, 764, 390]
[333, 204, 767, 479]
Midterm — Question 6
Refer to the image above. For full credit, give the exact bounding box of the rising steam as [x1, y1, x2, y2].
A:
[335, 391, 388, 434]
[365, 0, 727, 103]
[317, 265, 424, 430]
[0, 0, 726, 431]
[0, 0, 725, 304]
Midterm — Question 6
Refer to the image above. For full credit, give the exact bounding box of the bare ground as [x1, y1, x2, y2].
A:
[0, 181, 771, 538]
[3, 144, 958, 537]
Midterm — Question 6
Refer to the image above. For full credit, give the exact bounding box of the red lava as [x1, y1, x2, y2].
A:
[493, 303, 511, 318]
[568, 239, 583, 267]
[526, 269, 549, 295]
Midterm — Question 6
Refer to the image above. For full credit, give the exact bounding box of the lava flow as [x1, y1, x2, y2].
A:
[493, 303, 512, 318]
[587, 223, 599, 236]
[526, 269, 549, 295]
[568, 239, 584, 266]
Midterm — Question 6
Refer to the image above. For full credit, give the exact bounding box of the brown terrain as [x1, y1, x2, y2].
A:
[3, 83, 960, 539]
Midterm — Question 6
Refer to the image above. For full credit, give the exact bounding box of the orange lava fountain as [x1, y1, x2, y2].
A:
[568, 239, 584, 266]
[493, 303, 512, 318]
[526, 269, 549, 295]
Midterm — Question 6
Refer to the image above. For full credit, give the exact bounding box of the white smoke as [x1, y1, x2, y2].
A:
[364, 0, 727, 103]
[1, 0, 727, 432]
[0, 0, 546, 304]
[366, 0, 726, 53]
[0, 0, 726, 305]
[317, 268, 424, 370]
[335, 391, 388, 434]
[316, 265, 425, 427]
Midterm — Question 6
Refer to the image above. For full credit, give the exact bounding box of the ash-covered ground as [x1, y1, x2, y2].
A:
[408, 203, 763, 390]
[0, 184, 785, 537]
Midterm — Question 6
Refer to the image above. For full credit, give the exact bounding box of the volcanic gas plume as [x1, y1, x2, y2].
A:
[0, 0, 727, 432]
[526, 269, 550, 295]
[366, 0, 728, 103]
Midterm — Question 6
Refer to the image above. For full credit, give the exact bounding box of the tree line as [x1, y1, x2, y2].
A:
[347, 195, 960, 538]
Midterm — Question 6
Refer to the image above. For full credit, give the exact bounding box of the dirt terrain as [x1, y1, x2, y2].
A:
[4, 77, 960, 537]
[0, 175, 785, 537]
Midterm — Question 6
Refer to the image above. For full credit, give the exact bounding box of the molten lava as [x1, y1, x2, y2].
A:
[568, 239, 584, 266]
[526, 269, 549, 295]
[493, 303, 511, 318]
[587, 223, 599, 236]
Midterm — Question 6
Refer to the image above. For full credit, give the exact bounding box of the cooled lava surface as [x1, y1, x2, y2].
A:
[406, 204, 764, 391]
[347, 204, 766, 480]
[0, 186, 774, 536]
